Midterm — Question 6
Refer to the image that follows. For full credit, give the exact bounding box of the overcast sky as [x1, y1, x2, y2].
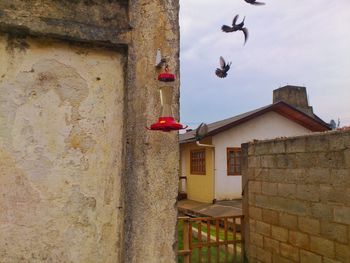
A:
[179, 0, 350, 128]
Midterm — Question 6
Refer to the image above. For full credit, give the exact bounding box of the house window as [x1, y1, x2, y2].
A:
[190, 149, 206, 175]
[227, 147, 241, 175]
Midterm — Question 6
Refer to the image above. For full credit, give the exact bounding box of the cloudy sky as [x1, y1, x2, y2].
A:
[179, 0, 350, 128]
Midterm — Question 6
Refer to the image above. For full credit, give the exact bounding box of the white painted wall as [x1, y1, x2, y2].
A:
[212, 111, 312, 200]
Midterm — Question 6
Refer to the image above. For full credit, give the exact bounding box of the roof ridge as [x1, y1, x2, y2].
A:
[179, 102, 330, 144]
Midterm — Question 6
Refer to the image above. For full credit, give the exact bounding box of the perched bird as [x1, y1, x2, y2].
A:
[215, 56, 232, 78]
[244, 0, 265, 5]
[221, 15, 249, 44]
[195, 123, 209, 141]
[329, 119, 337, 130]
[155, 48, 166, 67]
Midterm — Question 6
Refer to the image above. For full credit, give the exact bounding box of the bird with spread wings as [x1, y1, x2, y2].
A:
[215, 56, 232, 78]
[221, 14, 249, 44]
[244, 0, 266, 6]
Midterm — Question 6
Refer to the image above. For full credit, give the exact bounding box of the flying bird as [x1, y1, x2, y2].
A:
[221, 15, 249, 44]
[215, 56, 231, 78]
[195, 123, 209, 141]
[244, 0, 265, 5]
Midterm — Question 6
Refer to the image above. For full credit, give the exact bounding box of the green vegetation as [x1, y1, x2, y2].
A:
[177, 220, 242, 263]
[198, 223, 240, 241]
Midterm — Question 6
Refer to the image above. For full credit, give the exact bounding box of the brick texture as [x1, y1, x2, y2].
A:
[298, 217, 320, 235]
[310, 236, 335, 258]
[242, 131, 350, 263]
[300, 249, 322, 263]
[280, 243, 299, 262]
[289, 231, 310, 249]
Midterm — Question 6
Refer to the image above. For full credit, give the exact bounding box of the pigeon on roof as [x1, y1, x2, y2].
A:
[195, 122, 209, 141]
[329, 119, 337, 130]
[244, 0, 265, 5]
[221, 15, 249, 44]
[215, 56, 232, 78]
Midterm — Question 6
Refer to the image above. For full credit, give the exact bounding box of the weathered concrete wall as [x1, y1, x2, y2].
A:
[0, 34, 126, 263]
[123, 1, 180, 262]
[242, 130, 350, 263]
[0, 0, 180, 262]
[0, 0, 129, 44]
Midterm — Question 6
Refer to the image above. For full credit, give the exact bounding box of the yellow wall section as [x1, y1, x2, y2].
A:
[181, 137, 214, 203]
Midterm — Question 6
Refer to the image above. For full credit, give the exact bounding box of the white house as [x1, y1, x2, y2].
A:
[179, 86, 330, 203]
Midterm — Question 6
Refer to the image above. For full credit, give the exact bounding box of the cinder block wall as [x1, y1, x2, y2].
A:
[242, 130, 350, 263]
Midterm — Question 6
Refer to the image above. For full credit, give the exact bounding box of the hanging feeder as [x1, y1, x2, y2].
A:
[147, 66, 187, 132]
[157, 71, 175, 82]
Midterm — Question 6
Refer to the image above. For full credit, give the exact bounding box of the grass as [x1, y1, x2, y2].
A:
[178, 220, 242, 263]
[198, 223, 240, 241]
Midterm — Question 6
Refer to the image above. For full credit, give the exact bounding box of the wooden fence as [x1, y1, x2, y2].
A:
[178, 215, 245, 263]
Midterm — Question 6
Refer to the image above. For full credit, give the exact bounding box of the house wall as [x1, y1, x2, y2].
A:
[0, 35, 126, 263]
[212, 111, 312, 201]
[0, 0, 180, 262]
[241, 130, 350, 263]
[181, 137, 215, 203]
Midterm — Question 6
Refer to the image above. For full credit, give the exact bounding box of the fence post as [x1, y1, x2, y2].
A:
[183, 218, 190, 263]
[241, 216, 245, 263]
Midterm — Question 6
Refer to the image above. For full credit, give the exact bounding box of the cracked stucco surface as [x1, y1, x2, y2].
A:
[123, 1, 180, 262]
[0, 35, 125, 263]
[0, 0, 180, 261]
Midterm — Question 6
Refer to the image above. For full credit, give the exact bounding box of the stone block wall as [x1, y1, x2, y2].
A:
[242, 130, 350, 263]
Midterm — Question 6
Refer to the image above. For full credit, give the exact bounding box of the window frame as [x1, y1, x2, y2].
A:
[227, 147, 242, 176]
[190, 149, 206, 175]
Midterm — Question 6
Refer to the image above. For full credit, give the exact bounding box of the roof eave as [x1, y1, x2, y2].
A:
[178, 101, 330, 143]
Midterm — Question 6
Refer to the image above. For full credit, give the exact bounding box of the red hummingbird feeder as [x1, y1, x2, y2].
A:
[147, 66, 187, 132]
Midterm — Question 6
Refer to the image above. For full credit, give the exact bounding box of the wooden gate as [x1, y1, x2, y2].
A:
[178, 216, 245, 263]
